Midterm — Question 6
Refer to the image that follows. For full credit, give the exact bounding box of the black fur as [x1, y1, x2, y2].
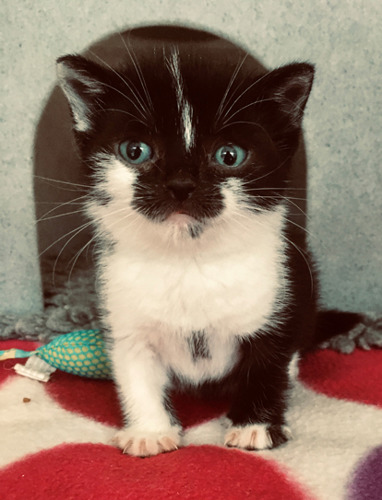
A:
[188, 331, 211, 361]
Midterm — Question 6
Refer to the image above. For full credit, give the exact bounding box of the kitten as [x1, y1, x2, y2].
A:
[57, 25, 361, 457]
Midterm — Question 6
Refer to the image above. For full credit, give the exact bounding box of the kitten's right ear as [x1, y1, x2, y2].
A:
[56, 55, 107, 132]
[265, 63, 315, 128]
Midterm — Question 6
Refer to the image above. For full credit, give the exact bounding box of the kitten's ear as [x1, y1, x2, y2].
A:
[56, 55, 107, 132]
[266, 63, 315, 127]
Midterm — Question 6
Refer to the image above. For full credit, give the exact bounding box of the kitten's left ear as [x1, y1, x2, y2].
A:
[266, 63, 315, 127]
[56, 55, 108, 132]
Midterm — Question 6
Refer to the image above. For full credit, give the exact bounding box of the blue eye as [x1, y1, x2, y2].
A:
[118, 140, 152, 164]
[214, 145, 247, 168]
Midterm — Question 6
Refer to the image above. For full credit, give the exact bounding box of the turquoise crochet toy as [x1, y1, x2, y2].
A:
[0, 329, 112, 382]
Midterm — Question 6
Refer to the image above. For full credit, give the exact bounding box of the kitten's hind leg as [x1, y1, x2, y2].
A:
[224, 423, 292, 451]
[110, 336, 181, 457]
[224, 339, 293, 451]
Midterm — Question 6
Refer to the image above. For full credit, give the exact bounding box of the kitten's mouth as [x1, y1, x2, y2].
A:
[167, 204, 199, 219]
[165, 210, 205, 238]
[166, 211, 196, 224]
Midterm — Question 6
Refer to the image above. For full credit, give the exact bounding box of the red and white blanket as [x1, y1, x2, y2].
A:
[1, 340, 381, 500]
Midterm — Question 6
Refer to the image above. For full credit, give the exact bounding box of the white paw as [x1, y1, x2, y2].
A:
[112, 426, 181, 457]
[224, 423, 291, 451]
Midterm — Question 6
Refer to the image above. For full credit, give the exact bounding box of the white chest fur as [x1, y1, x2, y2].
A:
[99, 207, 288, 383]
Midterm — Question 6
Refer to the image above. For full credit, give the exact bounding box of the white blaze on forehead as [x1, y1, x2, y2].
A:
[166, 48, 195, 151]
[181, 101, 194, 153]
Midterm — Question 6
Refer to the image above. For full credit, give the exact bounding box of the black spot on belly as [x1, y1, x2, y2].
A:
[187, 331, 211, 361]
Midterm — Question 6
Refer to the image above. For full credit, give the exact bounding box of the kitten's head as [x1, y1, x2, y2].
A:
[57, 26, 314, 246]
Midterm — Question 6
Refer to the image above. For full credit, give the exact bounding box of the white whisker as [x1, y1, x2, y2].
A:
[39, 222, 92, 258]
[219, 71, 270, 124]
[50, 204, 136, 283]
[215, 54, 248, 123]
[36, 201, 85, 205]
[104, 108, 147, 126]
[280, 196, 308, 219]
[36, 195, 88, 220]
[222, 97, 275, 123]
[216, 120, 272, 143]
[34, 175, 88, 191]
[94, 79, 148, 120]
[284, 217, 316, 241]
[118, 31, 155, 115]
[37, 208, 86, 223]
[87, 49, 151, 121]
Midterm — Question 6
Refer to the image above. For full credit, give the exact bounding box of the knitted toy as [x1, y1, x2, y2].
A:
[0, 329, 112, 382]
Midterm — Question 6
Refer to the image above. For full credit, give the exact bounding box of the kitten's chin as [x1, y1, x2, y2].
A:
[165, 213, 204, 239]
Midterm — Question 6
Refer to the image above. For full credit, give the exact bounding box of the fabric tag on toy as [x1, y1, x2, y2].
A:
[14, 355, 57, 382]
[1, 330, 112, 382]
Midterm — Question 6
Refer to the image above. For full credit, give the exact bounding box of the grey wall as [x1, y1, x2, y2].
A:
[1, 0, 381, 315]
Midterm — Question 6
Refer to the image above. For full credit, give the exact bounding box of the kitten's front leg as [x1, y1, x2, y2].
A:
[110, 336, 181, 457]
[225, 343, 293, 451]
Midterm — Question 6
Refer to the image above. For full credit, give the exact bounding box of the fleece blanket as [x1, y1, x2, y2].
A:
[0, 340, 381, 500]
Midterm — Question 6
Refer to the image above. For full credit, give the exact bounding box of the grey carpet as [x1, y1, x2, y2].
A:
[0, 257, 99, 343]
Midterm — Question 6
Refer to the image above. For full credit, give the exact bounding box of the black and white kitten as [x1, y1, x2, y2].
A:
[56, 25, 360, 457]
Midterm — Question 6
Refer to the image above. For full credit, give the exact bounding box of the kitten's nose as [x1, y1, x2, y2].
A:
[167, 178, 196, 202]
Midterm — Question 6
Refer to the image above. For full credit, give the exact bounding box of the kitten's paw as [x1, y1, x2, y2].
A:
[224, 423, 291, 451]
[112, 426, 181, 457]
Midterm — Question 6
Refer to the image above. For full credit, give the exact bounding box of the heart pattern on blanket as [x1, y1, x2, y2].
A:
[299, 349, 382, 408]
[0, 443, 311, 500]
[46, 369, 229, 429]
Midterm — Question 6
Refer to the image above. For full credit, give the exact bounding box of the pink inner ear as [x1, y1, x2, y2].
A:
[56, 55, 107, 132]
[265, 63, 314, 126]
[284, 82, 307, 105]
[277, 77, 313, 123]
